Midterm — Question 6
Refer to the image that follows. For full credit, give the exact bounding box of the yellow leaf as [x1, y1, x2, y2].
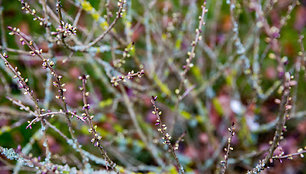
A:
[100, 21, 109, 30]
[80, 125, 90, 135]
[99, 98, 113, 107]
[180, 110, 192, 120]
[91, 12, 100, 21]
[81, 1, 93, 12]
[212, 98, 223, 116]
[153, 74, 171, 97]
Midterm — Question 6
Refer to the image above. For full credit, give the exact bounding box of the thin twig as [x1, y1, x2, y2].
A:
[85, 0, 125, 49]
[219, 123, 235, 174]
[79, 75, 118, 172]
[151, 96, 184, 174]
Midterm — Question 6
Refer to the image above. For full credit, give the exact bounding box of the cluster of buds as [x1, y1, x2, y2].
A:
[69, 111, 86, 122]
[220, 122, 235, 174]
[9, 26, 69, 106]
[249, 72, 294, 174]
[113, 58, 126, 68]
[78, 75, 95, 121]
[52, 80, 65, 89]
[8, 26, 20, 36]
[53, 77, 67, 101]
[247, 160, 266, 174]
[150, 96, 184, 173]
[274, 72, 296, 121]
[26, 119, 38, 129]
[116, 0, 127, 18]
[15, 145, 54, 173]
[114, 42, 134, 68]
[19, 37, 32, 46]
[25, 109, 63, 129]
[80, 112, 94, 120]
[151, 96, 172, 145]
[55, 93, 65, 100]
[0, 53, 33, 97]
[122, 43, 134, 58]
[8, 26, 43, 58]
[7, 97, 31, 114]
[110, 69, 144, 86]
[161, 132, 172, 144]
[8, 99, 63, 129]
[78, 74, 93, 119]
[78, 75, 90, 104]
[29, 49, 43, 56]
[224, 123, 235, 152]
[90, 131, 103, 147]
[42, 59, 55, 69]
[173, 132, 186, 151]
[182, 1, 207, 72]
[20, 0, 46, 26]
[272, 147, 306, 163]
[269, 26, 280, 39]
[78, 75, 106, 152]
[78, 74, 90, 81]
[0, 53, 46, 130]
[51, 22, 77, 40]
[163, 13, 181, 39]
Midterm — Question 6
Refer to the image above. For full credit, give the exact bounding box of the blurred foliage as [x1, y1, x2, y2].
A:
[0, 0, 305, 173]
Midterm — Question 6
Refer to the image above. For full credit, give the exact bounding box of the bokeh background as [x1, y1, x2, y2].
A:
[0, 0, 305, 173]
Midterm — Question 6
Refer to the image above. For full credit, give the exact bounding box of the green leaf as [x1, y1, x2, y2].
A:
[212, 98, 223, 116]
[153, 74, 171, 97]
